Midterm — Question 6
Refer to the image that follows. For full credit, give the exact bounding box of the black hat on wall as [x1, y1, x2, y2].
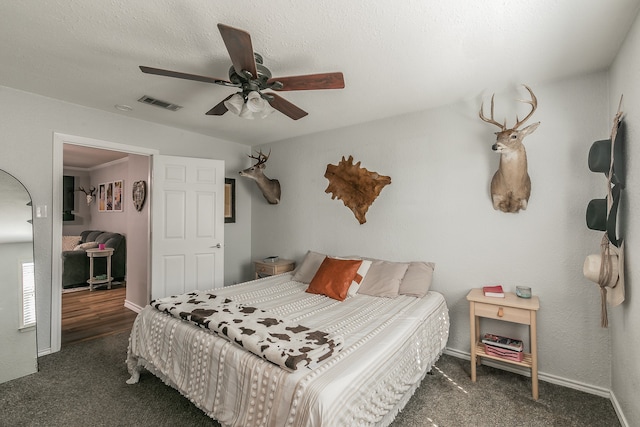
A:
[586, 198, 607, 232]
[588, 120, 626, 188]
[585, 185, 622, 247]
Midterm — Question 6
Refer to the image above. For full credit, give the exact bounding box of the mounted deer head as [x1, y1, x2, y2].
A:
[479, 85, 540, 213]
[78, 186, 97, 206]
[239, 149, 281, 204]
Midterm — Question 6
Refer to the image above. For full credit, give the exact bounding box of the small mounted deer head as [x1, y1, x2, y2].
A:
[239, 149, 281, 204]
[78, 186, 97, 206]
[479, 85, 540, 213]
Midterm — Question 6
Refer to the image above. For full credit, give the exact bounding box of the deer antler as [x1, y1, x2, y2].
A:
[513, 85, 538, 130]
[479, 94, 507, 131]
[248, 149, 271, 166]
[479, 85, 538, 131]
[78, 186, 96, 196]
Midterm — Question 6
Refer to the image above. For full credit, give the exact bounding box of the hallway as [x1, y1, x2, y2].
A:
[61, 286, 137, 346]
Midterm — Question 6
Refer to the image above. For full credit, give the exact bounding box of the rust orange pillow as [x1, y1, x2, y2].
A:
[306, 257, 363, 301]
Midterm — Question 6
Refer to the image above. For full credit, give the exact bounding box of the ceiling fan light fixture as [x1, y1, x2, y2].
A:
[139, 24, 344, 120]
[246, 91, 267, 113]
[225, 91, 274, 119]
[256, 101, 275, 119]
[239, 103, 255, 119]
[224, 93, 244, 115]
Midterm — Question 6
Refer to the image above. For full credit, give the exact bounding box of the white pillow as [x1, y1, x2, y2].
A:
[62, 235, 81, 252]
[398, 262, 435, 298]
[358, 260, 410, 298]
[74, 242, 99, 251]
[292, 251, 327, 283]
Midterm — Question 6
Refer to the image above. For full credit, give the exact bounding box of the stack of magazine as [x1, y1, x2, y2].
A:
[481, 333, 523, 361]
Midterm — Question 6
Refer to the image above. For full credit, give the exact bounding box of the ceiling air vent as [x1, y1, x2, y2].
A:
[137, 95, 182, 111]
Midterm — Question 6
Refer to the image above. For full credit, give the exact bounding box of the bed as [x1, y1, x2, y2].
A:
[126, 252, 449, 426]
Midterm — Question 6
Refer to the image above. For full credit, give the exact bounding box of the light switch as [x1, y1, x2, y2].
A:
[36, 205, 48, 218]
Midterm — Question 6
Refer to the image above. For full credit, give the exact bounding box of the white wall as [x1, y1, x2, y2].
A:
[125, 154, 151, 310]
[609, 8, 640, 426]
[251, 73, 614, 390]
[0, 85, 254, 353]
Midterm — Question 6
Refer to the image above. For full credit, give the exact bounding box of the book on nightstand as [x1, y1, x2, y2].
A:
[481, 333, 523, 352]
[483, 343, 524, 362]
[482, 285, 504, 297]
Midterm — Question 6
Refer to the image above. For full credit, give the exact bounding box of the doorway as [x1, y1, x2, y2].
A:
[52, 133, 158, 353]
[61, 144, 147, 345]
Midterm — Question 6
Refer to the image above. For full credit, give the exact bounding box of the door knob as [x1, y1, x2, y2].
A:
[211, 243, 221, 248]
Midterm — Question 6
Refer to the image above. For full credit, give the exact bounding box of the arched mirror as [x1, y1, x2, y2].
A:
[0, 169, 37, 383]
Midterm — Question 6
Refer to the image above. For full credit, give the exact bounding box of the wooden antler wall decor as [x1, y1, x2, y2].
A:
[324, 155, 391, 224]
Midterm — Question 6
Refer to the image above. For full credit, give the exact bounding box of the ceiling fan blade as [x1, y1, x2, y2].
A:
[217, 24, 258, 79]
[139, 66, 231, 85]
[268, 72, 345, 91]
[267, 93, 308, 120]
[206, 94, 234, 116]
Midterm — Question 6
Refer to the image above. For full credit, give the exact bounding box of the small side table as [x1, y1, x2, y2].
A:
[86, 247, 114, 291]
[466, 288, 540, 400]
[254, 258, 295, 279]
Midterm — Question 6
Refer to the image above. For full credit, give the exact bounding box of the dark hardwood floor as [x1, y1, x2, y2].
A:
[61, 285, 138, 347]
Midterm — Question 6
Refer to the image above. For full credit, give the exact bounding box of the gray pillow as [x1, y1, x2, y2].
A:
[292, 251, 327, 283]
[85, 230, 103, 242]
[398, 262, 435, 297]
[358, 260, 409, 298]
[96, 232, 117, 244]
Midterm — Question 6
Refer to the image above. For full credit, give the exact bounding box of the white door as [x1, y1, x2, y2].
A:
[151, 155, 224, 300]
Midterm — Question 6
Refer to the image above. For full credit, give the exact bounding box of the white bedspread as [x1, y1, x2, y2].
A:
[127, 273, 449, 427]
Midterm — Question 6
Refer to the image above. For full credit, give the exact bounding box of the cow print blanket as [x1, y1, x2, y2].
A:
[151, 291, 343, 371]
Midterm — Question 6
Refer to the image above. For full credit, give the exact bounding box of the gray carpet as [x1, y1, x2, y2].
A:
[0, 332, 620, 426]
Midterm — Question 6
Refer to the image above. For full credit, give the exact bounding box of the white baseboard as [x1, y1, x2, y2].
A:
[124, 299, 143, 313]
[444, 347, 626, 425]
[609, 390, 630, 427]
[38, 348, 52, 357]
[443, 347, 611, 398]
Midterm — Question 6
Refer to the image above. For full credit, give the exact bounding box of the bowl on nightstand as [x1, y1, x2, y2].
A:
[516, 286, 532, 298]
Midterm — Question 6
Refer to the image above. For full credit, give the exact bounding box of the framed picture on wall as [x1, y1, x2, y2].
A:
[225, 178, 236, 223]
[99, 180, 124, 212]
[106, 182, 113, 211]
[98, 183, 106, 212]
[113, 180, 123, 212]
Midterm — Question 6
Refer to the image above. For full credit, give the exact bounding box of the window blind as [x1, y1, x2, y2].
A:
[21, 261, 36, 328]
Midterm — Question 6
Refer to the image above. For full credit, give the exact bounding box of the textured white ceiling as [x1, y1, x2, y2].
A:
[1, 1, 639, 145]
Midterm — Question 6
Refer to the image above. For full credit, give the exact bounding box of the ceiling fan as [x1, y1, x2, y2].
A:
[139, 23, 345, 120]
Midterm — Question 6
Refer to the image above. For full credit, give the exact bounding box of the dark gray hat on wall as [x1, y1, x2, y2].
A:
[586, 198, 607, 232]
[586, 184, 622, 247]
[588, 121, 626, 188]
